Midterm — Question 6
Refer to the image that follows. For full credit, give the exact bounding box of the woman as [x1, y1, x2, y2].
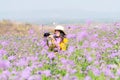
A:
[48, 25, 68, 52]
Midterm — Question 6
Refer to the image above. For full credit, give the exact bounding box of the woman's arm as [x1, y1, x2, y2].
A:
[49, 35, 60, 49]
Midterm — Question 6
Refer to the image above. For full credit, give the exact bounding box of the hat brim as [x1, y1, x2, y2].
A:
[55, 30, 66, 35]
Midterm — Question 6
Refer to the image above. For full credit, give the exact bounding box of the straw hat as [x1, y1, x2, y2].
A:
[54, 25, 65, 35]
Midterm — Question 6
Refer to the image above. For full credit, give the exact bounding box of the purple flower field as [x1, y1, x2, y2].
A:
[0, 21, 120, 80]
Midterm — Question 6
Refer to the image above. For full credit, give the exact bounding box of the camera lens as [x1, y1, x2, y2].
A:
[44, 32, 50, 37]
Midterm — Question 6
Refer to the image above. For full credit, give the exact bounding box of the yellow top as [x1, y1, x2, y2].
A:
[59, 38, 68, 51]
[48, 37, 68, 51]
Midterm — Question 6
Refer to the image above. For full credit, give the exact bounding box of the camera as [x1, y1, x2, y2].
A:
[44, 32, 58, 39]
[43, 32, 51, 37]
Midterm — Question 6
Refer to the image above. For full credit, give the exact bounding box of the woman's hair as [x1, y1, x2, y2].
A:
[60, 30, 66, 37]
[54, 30, 66, 42]
[59, 30, 66, 42]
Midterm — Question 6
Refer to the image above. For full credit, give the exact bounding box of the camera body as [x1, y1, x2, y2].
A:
[43, 32, 57, 38]
[43, 32, 51, 37]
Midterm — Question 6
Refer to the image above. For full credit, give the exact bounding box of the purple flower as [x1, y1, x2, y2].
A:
[114, 22, 120, 26]
[96, 53, 101, 60]
[0, 60, 10, 69]
[38, 63, 43, 68]
[28, 75, 41, 80]
[38, 71, 42, 75]
[66, 26, 79, 30]
[11, 71, 17, 75]
[93, 61, 99, 65]
[68, 46, 75, 53]
[8, 56, 16, 61]
[0, 74, 8, 80]
[92, 68, 101, 76]
[61, 58, 67, 64]
[71, 76, 78, 80]
[29, 56, 38, 61]
[66, 26, 71, 29]
[107, 64, 117, 70]
[67, 34, 76, 39]
[112, 40, 118, 45]
[81, 41, 89, 48]
[21, 67, 32, 79]
[0, 49, 7, 55]
[29, 29, 34, 34]
[86, 55, 93, 62]
[110, 52, 118, 58]
[48, 52, 55, 60]
[40, 40, 47, 47]
[103, 68, 115, 78]
[62, 74, 70, 80]
[70, 69, 77, 74]
[67, 60, 75, 66]
[1, 41, 8, 46]
[42, 70, 51, 77]
[16, 58, 28, 67]
[84, 76, 91, 80]
[41, 49, 48, 55]
[90, 42, 98, 48]
[2, 70, 10, 78]
[77, 30, 88, 41]
[89, 34, 98, 41]
[116, 69, 120, 76]
[104, 42, 112, 49]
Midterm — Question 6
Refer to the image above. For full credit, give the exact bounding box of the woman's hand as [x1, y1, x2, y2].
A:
[49, 35, 55, 42]
[49, 35, 54, 39]
[48, 35, 61, 50]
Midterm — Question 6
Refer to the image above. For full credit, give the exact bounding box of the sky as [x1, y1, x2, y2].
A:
[0, 0, 120, 24]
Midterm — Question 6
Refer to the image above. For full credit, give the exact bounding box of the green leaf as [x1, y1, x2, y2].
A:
[2, 55, 8, 60]
[0, 69, 3, 74]
[88, 70, 96, 80]
[96, 73, 105, 80]
[75, 72, 85, 79]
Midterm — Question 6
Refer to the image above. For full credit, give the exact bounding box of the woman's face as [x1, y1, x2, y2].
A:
[55, 30, 60, 37]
